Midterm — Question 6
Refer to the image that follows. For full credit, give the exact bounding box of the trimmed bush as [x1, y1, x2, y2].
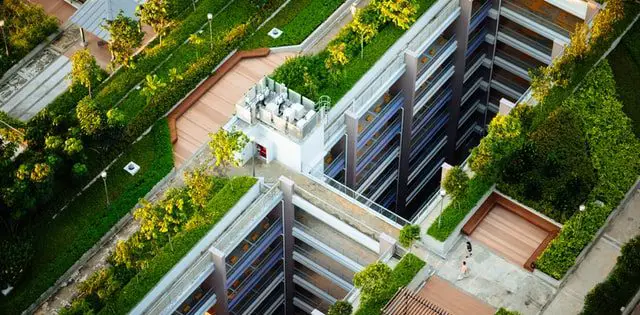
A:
[354, 253, 426, 315]
[442, 166, 469, 201]
[427, 176, 493, 241]
[581, 236, 640, 315]
[328, 300, 353, 315]
[496, 308, 521, 315]
[398, 224, 420, 248]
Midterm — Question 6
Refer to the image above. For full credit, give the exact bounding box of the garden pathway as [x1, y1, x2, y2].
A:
[304, 0, 372, 54]
[542, 183, 640, 315]
[172, 52, 295, 166]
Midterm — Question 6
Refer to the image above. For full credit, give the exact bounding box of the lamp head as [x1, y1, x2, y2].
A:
[100, 171, 107, 178]
[579, 204, 586, 212]
[439, 189, 446, 197]
[0, 20, 4, 27]
[207, 13, 213, 20]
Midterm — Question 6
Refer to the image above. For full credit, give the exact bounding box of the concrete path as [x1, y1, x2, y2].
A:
[304, 0, 371, 55]
[543, 186, 640, 315]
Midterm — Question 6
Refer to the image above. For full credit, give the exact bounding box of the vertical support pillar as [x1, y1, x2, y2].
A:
[551, 39, 566, 60]
[447, 0, 473, 163]
[396, 55, 418, 217]
[344, 111, 358, 189]
[209, 247, 229, 315]
[79, 27, 87, 47]
[279, 176, 295, 315]
[379, 233, 398, 258]
[440, 162, 453, 185]
[499, 98, 516, 115]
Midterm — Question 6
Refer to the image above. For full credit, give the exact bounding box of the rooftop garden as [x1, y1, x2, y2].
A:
[57, 175, 256, 314]
[352, 253, 426, 315]
[427, 0, 640, 280]
[271, 0, 437, 104]
[0, 0, 58, 77]
[0, 0, 345, 311]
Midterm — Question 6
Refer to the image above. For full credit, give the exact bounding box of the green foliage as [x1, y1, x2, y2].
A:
[442, 166, 469, 201]
[208, 128, 249, 173]
[0, 121, 173, 312]
[355, 253, 425, 315]
[0, 0, 58, 77]
[136, 0, 173, 42]
[427, 176, 493, 241]
[372, 0, 419, 30]
[103, 11, 144, 68]
[76, 97, 103, 136]
[140, 74, 167, 104]
[97, 177, 256, 314]
[398, 224, 420, 248]
[328, 300, 353, 315]
[0, 237, 33, 288]
[354, 263, 393, 299]
[72, 163, 88, 178]
[581, 236, 640, 315]
[67, 49, 103, 98]
[242, 0, 344, 49]
[76, 268, 121, 310]
[184, 167, 221, 209]
[496, 308, 521, 315]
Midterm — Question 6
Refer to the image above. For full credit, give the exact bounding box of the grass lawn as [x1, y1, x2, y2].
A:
[242, 0, 345, 49]
[608, 20, 640, 137]
[0, 120, 174, 312]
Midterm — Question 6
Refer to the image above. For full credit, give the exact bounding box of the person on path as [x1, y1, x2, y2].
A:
[466, 241, 473, 258]
[457, 261, 469, 280]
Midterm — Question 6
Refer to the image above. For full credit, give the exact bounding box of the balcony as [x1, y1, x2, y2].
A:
[230, 271, 283, 315]
[294, 285, 332, 314]
[410, 112, 449, 162]
[324, 150, 345, 179]
[227, 243, 283, 310]
[250, 284, 284, 315]
[356, 125, 400, 177]
[409, 135, 447, 183]
[294, 243, 356, 285]
[407, 156, 446, 203]
[470, 0, 492, 32]
[172, 282, 215, 315]
[491, 67, 530, 98]
[501, 0, 580, 42]
[417, 37, 457, 85]
[357, 92, 403, 147]
[466, 25, 489, 57]
[293, 214, 378, 267]
[294, 261, 349, 300]
[493, 45, 544, 81]
[459, 99, 483, 127]
[415, 61, 455, 108]
[226, 219, 282, 287]
[357, 150, 399, 195]
[377, 186, 397, 209]
[464, 50, 488, 83]
[497, 25, 553, 64]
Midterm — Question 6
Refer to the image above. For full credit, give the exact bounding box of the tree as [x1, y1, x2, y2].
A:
[184, 167, 215, 209]
[469, 113, 526, 179]
[398, 224, 420, 248]
[328, 300, 353, 315]
[442, 166, 469, 201]
[103, 11, 144, 68]
[565, 23, 590, 61]
[136, 0, 172, 44]
[325, 42, 350, 69]
[188, 33, 204, 58]
[77, 268, 120, 308]
[106, 108, 125, 128]
[67, 48, 102, 98]
[373, 0, 419, 30]
[350, 7, 380, 43]
[208, 128, 248, 175]
[140, 74, 166, 104]
[353, 262, 393, 299]
[591, 0, 624, 45]
[76, 97, 103, 136]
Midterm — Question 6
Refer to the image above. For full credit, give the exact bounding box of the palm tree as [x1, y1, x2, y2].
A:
[140, 74, 166, 104]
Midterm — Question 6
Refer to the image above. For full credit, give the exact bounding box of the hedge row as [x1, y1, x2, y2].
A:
[0, 120, 174, 312]
[582, 236, 640, 315]
[355, 253, 426, 315]
[98, 177, 257, 314]
[535, 62, 640, 279]
[426, 176, 493, 241]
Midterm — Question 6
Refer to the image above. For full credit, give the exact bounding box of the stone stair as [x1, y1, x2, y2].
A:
[1, 54, 71, 120]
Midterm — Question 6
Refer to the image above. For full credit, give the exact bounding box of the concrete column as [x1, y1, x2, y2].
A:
[446, 0, 473, 163]
[499, 97, 516, 115]
[551, 39, 566, 60]
[344, 111, 358, 189]
[396, 54, 418, 217]
[279, 176, 295, 315]
[379, 233, 398, 258]
[440, 162, 453, 185]
[79, 27, 87, 47]
[209, 247, 229, 315]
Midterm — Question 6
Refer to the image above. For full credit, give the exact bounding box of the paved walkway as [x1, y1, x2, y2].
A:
[173, 52, 295, 166]
[304, 0, 371, 54]
[543, 185, 640, 315]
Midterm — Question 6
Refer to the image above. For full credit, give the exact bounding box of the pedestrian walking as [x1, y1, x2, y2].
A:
[466, 241, 473, 258]
[457, 261, 469, 280]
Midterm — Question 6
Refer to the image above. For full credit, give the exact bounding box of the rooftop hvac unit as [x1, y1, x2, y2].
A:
[266, 102, 279, 115]
[304, 109, 316, 120]
[283, 107, 295, 122]
[291, 103, 305, 120]
[296, 118, 307, 129]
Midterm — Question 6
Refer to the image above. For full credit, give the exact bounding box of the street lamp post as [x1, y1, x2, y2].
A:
[100, 171, 110, 206]
[438, 189, 446, 228]
[349, 4, 363, 59]
[0, 20, 9, 57]
[207, 13, 213, 50]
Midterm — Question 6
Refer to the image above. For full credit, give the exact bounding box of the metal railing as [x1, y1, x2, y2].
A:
[230, 269, 283, 314]
[225, 220, 282, 278]
[498, 24, 553, 56]
[501, 0, 572, 38]
[294, 244, 355, 284]
[417, 37, 457, 78]
[294, 266, 347, 300]
[321, 174, 410, 227]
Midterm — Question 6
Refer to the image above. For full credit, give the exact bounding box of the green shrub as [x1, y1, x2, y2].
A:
[496, 307, 521, 315]
[398, 224, 420, 248]
[328, 300, 353, 315]
[581, 236, 640, 315]
[98, 177, 256, 314]
[536, 62, 640, 279]
[355, 253, 425, 315]
[427, 176, 493, 241]
[442, 166, 469, 201]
